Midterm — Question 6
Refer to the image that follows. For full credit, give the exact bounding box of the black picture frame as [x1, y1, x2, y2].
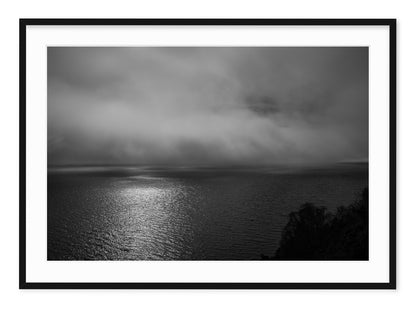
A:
[19, 18, 396, 290]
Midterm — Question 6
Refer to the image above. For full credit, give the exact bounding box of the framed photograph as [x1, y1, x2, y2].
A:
[20, 19, 396, 289]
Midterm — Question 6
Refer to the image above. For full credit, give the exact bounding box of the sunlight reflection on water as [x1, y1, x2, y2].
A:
[108, 178, 197, 260]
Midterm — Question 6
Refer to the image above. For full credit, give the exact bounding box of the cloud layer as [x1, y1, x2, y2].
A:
[48, 47, 368, 166]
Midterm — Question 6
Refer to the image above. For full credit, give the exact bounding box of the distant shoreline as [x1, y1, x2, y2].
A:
[47, 162, 369, 179]
[47, 161, 368, 171]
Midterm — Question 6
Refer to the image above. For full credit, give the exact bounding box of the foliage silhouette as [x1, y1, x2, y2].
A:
[263, 188, 368, 260]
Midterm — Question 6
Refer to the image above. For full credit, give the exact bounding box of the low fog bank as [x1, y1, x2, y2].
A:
[48, 47, 368, 166]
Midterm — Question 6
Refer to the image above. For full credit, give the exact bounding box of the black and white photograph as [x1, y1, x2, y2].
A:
[19, 19, 396, 289]
[47, 46, 369, 261]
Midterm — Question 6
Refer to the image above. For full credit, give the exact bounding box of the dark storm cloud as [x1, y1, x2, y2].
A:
[47, 47, 368, 166]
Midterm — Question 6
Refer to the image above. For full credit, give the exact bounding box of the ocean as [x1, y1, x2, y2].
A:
[47, 163, 368, 260]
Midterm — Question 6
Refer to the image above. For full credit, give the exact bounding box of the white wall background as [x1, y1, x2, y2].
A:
[0, 1, 413, 310]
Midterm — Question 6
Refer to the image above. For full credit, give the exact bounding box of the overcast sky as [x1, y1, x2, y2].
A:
[47, 47, 368, 166]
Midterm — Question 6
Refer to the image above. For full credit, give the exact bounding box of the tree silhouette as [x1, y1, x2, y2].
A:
[263, 188, 368, 260]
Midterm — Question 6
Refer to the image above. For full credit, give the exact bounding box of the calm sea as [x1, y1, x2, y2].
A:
[47, 164, 368, 260]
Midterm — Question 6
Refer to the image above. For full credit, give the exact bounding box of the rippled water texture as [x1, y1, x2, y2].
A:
[47, 164, 368, 260]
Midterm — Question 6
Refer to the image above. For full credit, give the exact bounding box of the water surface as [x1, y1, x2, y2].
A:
[48, 164, 368, 260]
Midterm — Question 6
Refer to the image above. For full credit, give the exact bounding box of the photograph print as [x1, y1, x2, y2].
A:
[47, 46, 369, 261]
